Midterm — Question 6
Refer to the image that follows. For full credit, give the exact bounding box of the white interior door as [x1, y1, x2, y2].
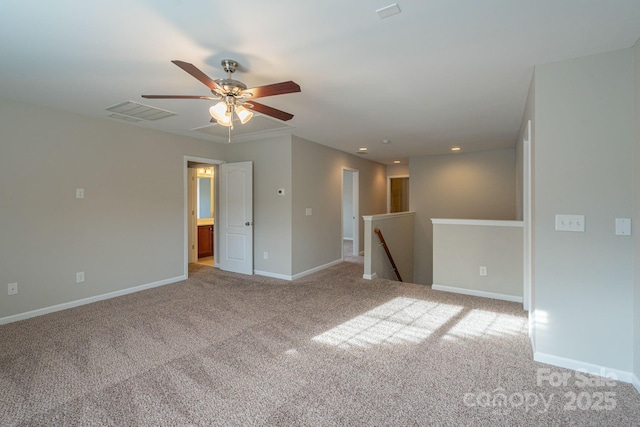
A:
[219, 161, 253, 274]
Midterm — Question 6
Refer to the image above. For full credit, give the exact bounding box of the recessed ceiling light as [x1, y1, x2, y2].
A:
[451, 147, 461, 151]
[359, 147, 368, 151]
[393, 160, 401, 164]
[382, 139, 391, 144]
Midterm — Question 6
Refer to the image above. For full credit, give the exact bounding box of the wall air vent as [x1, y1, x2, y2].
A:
[106, 101, 176, 121]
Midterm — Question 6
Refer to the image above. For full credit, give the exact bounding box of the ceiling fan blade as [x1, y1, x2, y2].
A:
[244, 101, 294, 121]
[241, 81, 301, 99]
[171, 60, 223, 93]
[142, 95, 217, 100]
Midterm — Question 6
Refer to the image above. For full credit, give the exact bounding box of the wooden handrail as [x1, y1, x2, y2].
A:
[374, 228, 403, 282]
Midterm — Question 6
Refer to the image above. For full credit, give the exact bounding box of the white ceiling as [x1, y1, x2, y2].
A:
[2, 1, 640, 164]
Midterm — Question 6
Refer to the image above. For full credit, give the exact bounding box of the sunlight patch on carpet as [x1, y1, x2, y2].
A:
[444, 309, 524, 340]
[312, 297, 463, 349]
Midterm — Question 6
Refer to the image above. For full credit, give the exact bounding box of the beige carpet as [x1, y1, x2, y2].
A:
[1, 260, 639, 426]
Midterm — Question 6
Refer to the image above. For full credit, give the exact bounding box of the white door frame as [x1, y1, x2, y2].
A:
[188, 167, 197, 264]
[184, 156, 223, 276]
[523, 120, 533, 329]
[342, 168, 359, 257]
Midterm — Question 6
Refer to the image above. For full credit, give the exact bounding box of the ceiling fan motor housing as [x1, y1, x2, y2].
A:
[221, 59, 239, 74]
[215, 60, 248, 96]
[214, 78, 247, 96]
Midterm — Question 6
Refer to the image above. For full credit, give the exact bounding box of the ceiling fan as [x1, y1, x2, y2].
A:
[142, 59, 301, 128]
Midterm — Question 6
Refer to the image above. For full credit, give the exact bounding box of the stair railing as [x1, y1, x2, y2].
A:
[373, 228, 403, 282]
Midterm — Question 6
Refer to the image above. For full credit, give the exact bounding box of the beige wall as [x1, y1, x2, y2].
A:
[225, 134, 386, 279]
[386, 164, 409, 177]
[0, 100, 388, 321]
[432, 221, 523, 299]
[0, 98, 225, 320]
[409, 149, 517, 285]
[225, 136, 293, 276]
[533, 48, 634, 371]
[291, 136, 386, 276]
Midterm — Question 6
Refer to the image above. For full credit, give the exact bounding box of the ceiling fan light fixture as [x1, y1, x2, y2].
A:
[209, 101, 228, 122]
[210, 103, 232, 127]
[235, 105, 254, 124]
[217, 115, 233, 127]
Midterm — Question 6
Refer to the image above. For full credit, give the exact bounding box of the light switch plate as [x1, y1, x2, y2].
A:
[555, 214, 585, 232]
[305, 208, 312, 216]
[615, 218, 631, 236]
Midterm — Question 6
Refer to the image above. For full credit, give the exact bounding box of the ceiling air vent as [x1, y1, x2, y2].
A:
[192, 114, 293, 140]
[376, 3, 401, 19]
[107, 113, 143, 123]
[106, 101, 176, 121]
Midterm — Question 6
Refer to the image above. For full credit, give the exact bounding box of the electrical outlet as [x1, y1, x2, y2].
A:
[263, 251, 269, 260]
[8, 283, 18, 295]
[76, 188, 84, 199]
[76, 272, 85, 283]
[479, 266, 487, 276]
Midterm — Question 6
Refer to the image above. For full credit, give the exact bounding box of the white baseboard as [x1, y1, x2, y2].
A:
[632, 374, 640, 393]
[255, 259, 343, 282]
[432, 284, 523, 303]
[534, 351, 638, 388]
[292, 259, 343, 280]
[0, 275, 186, 325]
[362, 273, 378, 280]
[254, 270, 292, 281]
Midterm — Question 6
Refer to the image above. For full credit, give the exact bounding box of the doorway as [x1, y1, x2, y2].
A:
[184, 156, 222, 276]
[387, 176, 409, 213]
[342, 169, 359, 258]
[195, 166, 215, 266]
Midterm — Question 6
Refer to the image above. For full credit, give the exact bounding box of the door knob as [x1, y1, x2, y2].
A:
[245, 221, 253, 226]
